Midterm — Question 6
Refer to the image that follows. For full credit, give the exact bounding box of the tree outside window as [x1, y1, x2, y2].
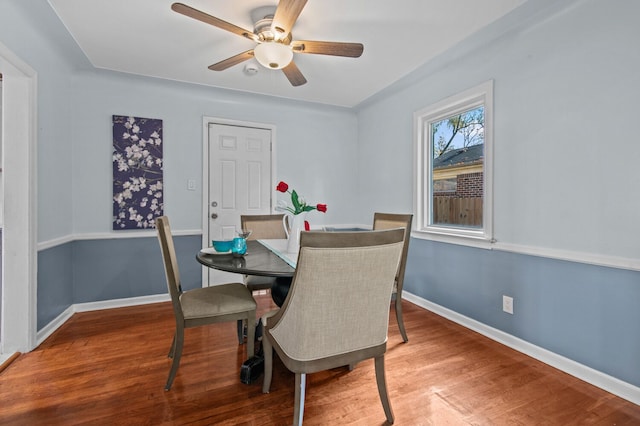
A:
[431, 106, 484, 228]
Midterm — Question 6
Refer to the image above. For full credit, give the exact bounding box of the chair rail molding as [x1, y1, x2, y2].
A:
[493, 241, 640, 272]
[37, 229, 203, 251]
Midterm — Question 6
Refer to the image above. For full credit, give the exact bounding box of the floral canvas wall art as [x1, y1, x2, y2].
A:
[112, 115, 163, 230]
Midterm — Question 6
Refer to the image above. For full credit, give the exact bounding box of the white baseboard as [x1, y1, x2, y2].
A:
[0, 352, 16, 366]
[36, 305, 75, 346]
[72, 293, 170, 313]
[36, 293, 170, 346]
[402, 291, 640, 406]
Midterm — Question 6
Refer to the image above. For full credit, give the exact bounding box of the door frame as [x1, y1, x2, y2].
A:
[201, 116, 277, 287]
[0, 42, 38, 355]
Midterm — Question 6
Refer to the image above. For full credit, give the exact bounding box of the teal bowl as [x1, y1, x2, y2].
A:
[212, 240, 234, 252]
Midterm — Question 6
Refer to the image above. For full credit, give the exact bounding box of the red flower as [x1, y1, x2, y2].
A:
[276, 181, 327, 215]
[304, 221, 310, 231]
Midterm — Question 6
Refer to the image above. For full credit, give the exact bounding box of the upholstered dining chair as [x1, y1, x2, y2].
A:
[373, 212, 413, 343]
[156, 216, 256, 391]
[237, 214, 287, 343]
[262, 229, 405, 426]
[240, 214, 286, 292]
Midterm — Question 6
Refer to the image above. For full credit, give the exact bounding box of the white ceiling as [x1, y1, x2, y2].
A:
[48, 0, 526, 107]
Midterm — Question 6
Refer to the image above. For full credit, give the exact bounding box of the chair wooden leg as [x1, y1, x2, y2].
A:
[374, 355, 394, 424]
[165, 328, 184, 391]
[246, 311, 256, 357]
[237, 319, 245, 345]
[262, 336, 273, 393]
[395, 296, 408, 343]
[167, 333, 176, 358]
[293, 373, 306, 426]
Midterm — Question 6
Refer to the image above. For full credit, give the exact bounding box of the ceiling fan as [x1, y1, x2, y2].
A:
[171, 0, 364, 87]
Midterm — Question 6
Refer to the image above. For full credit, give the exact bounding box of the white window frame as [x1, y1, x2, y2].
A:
[413, 80, 494, 248]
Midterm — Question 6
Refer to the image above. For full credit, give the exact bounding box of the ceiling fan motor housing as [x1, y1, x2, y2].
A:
[254, 15, 292, 44]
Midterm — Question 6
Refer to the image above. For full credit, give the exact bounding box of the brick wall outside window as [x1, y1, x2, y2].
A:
[434, 172, 483, 198]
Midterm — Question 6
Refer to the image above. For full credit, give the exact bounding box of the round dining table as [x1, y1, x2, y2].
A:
[196, 240, 294, 306]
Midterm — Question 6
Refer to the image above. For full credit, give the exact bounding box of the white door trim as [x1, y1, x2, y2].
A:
[0, 42, 38, 354]
[201, 116, 277, 287]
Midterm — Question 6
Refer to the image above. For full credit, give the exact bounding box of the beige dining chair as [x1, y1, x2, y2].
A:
[262, 229, 405, 426]
[240, 214, 286, 292]
[373, 212, 413, 343]
[156, 216, 256, 390]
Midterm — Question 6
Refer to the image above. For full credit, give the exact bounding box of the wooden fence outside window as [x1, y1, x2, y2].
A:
[433, 196, 482, 227]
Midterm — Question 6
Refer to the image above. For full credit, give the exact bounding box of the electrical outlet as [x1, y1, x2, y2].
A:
[502, 295, 514, 314]
[187, 179, 196, 191]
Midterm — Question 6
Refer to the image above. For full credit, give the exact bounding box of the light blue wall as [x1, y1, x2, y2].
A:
[0, 0, 88, 239]
[358, 0, 640, 260]
[70, 70, 360, 234]
[356, 0, 640, 387]
[2, 2, 359, 242]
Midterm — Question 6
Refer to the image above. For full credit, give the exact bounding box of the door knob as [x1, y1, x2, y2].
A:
[211, 213, 218, 219]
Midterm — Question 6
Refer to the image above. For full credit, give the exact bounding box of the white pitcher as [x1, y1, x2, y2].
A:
[282, 211, 307, 253]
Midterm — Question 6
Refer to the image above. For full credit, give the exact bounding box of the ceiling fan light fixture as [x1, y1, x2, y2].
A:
[254, 42, 293, 70]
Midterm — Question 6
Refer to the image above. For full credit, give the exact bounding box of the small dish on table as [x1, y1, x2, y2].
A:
[200, 247, 232, 255]
[212, 240, 234, 252]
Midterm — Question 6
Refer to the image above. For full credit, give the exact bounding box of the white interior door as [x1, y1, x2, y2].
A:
[206, 122, 272, 284]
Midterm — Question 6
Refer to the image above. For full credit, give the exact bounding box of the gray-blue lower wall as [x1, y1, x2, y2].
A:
[37, 242, 73, 330]
[37, 234, 202, 329]
[405, 238, 640, 388]
[38, 234, 640, 388]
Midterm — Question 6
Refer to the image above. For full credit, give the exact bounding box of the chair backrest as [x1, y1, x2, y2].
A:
[372, 213, 412, 294]
[240, 214, 286, 240]
[267, 229, 404, 363]
[156, 216, 184, 320]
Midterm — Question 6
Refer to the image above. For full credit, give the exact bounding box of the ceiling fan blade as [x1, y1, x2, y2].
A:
[282, 61, 307, 87]
[208, 50, 254, 71]
[271, 0, 308, 36]
[291, 40, 364, 57]
[171, 3, 257, 42]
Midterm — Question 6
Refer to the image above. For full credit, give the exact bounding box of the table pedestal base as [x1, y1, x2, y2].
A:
[271, 277, 292, 307]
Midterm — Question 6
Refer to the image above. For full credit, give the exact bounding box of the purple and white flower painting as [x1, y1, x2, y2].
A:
[112, 115, 163, 230]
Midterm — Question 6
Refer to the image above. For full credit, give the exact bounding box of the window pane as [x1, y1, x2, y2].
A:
[430, 106, 484, 228]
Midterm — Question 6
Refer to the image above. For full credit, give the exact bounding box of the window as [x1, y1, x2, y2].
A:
[414, 81, 493, 245]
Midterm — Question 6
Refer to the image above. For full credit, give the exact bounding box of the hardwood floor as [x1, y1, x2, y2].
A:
[1, 294, 638, 425]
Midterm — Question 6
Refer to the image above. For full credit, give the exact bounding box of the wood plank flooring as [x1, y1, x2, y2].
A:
[1, 294, 638, 425]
